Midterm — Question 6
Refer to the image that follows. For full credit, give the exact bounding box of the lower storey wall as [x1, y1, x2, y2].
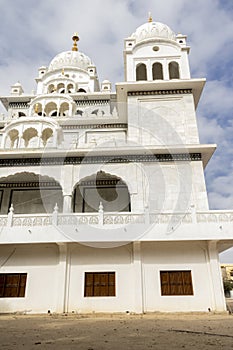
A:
[0, 241, 226, 313]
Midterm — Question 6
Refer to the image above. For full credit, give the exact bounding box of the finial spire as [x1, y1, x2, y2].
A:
[148, 12, 153, 22]
[72, 32, 79, 51]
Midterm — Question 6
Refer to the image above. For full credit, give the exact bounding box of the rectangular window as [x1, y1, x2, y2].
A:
[84, 272, 115, 297]
[160, 271, 193, 296]
[0, 273, 27, 298]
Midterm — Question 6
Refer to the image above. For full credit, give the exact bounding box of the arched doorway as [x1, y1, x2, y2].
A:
[73, 171, 131, 213]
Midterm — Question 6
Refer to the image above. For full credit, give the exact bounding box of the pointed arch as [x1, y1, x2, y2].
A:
[136, 63, 147, 81]
[22, 128, 38, 147]
[7, 129, 19, 148]
[73, 171, 131, 213]
[0, 172, 63, 214]
[41, 128, 53, 146]
[45, 102, 57, 117]
[59, 102, 69, 117]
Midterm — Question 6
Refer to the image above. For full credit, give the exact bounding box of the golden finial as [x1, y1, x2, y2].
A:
[62, 68, 65, 75]
[34, 103, 39, 114]
[72, 32, 79, 51]
[148, 12, 153, 22]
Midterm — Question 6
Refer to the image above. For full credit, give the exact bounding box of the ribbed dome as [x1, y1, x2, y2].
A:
[48, 50, 92, 72]
[131, 21, 176, 43]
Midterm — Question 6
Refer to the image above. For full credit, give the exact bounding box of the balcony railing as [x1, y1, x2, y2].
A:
[1, 204, 233, 228]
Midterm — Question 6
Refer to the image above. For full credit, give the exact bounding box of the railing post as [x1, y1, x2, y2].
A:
[7, 204, 14, 227]
[144, 205, 150, 225]
[190, 204, 197, 223]
[98, 202, 104, 226]
[52, 203, 59, 226]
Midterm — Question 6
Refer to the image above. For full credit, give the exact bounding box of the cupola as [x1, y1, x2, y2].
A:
[124, 15, 191, 82]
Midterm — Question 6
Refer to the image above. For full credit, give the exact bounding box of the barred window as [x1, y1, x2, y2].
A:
[160, 271, 193, 296]
[0, 273, 27, 298]
[84, 272, 115, 297]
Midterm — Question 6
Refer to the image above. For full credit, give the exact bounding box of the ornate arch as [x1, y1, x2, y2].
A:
[72, 171, 131, 213]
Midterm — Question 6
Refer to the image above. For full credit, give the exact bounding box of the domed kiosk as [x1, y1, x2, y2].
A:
[124, 15, 190, 81]
[36, 33, 100, 95]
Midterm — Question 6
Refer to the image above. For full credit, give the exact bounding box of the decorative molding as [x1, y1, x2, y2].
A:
[0, 181, 61, 188]
[79, 179, 126, 187]
[128, 89, 192, 97]
[9, 102, 30, 109]
[0, 153, 202, 167]
[75, 99, 110, 106]
[62, 123, 127, 130]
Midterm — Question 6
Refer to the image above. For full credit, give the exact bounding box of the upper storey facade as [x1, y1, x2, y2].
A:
[0, 18, 209, 156]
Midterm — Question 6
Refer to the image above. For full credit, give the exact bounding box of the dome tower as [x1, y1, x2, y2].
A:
[36, 33, 99, 95]
[124, 15, 190, 82]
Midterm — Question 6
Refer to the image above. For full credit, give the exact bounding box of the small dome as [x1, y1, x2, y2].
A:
[48, 50, 92, 72]
[13, 82, 22, 86]
[131, 21, 176, 43]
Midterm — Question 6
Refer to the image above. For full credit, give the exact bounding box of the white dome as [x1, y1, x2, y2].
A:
[48, 50, 92, 72]
[131, 21, 176, 43]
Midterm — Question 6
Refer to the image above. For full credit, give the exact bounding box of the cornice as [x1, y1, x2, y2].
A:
[0, 153, 202, 167]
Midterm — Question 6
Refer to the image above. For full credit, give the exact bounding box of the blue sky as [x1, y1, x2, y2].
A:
[0, 0, 232, 260]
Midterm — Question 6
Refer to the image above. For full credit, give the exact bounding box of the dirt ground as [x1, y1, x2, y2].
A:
[0, 312, 233, 350]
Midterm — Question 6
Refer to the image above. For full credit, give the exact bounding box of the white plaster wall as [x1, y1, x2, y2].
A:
[142, 241, 217, 312]
[127, 94, 199, 145]
[0, 244, 59, 313]
[68, 243, 135, 313]
[125, 41, 190, 81]
[143, 162, 208, 212]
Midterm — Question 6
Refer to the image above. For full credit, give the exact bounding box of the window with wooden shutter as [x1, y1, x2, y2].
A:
[84, 272, 115, 297]
[0, 273, 27, 298]
[160, 271, 193, 296]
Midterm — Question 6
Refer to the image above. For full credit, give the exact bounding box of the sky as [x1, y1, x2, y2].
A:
[0, 0, 232, 261]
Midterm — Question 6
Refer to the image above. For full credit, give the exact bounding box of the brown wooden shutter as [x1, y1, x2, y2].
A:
[85, 273, 94, 297]
[99, 273, 108, 296]
[182, 271, 193, 295]
[0, 274, 6, 297]
[170, 271, 183, 295]
[93, 273, 101, 296]
[160, 272, 170, 295]
[108, 272, 115, 296]
[4, 274, 20, 297]
[19, 274, 27, 297]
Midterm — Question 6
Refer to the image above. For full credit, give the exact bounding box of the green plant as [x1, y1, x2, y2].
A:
[223, 279, 233, 293]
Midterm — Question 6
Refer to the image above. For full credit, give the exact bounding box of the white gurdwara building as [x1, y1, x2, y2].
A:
[0, 18, 232, 314]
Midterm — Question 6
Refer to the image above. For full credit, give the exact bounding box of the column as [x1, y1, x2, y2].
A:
[133, 241, 144, 313]
[53, 129, 58, 148]
[68, 103, 73, 117]
[61, 165, 74, 213]
[56, 243, 70, 313]
[208, 241, 226, 312]
[163, 59, 170, 80]
[63, 194, 72, 213]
